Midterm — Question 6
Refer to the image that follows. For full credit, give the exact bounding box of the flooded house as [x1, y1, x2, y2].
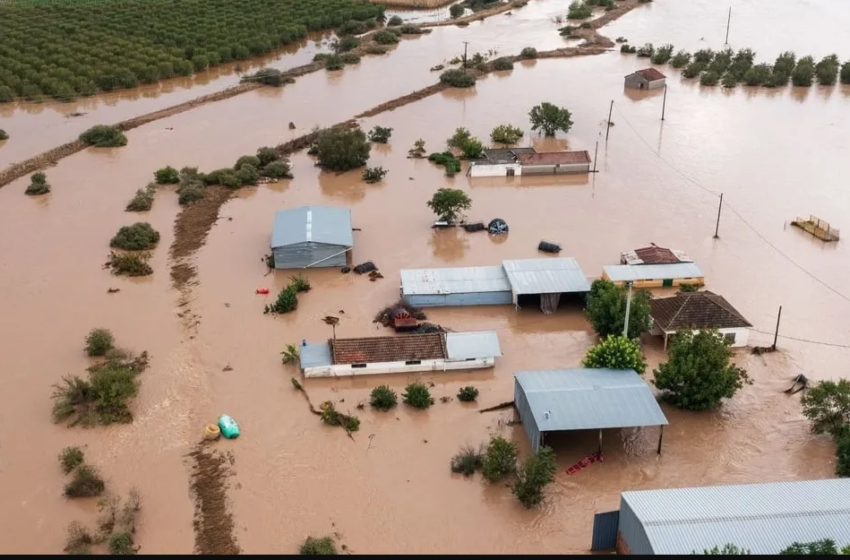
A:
[468, 148, 592, 177]
[601, 262, 705, 289]
[400, 258, 592, 314]
[649, 291, 752, 348]
[298, 331, 501, 378]
[591, 479, 850, 554]
[467, 148, 535, 177]
[270, 205, 353, 269]
[624, 68, 667, 90]
[620, 244, 692, 265]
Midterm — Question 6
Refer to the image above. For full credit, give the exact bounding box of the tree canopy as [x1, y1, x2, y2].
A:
[529, 102, 574, 136]
[582, 335, 647, 375]
[653, 330, 750, 410]
[800, 379, 850, 437]
[427, 188, 472, 223]
[700, 544, 751, 555]
[315, 127, 371, 171]
[779, 539, 850, 555]
[584, 279, 652, 339]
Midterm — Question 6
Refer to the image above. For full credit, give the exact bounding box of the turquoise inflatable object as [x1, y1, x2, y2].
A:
[218, 414, 240, 439]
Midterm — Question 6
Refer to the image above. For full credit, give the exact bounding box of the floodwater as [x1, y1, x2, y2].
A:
[1, 0, 848, 554]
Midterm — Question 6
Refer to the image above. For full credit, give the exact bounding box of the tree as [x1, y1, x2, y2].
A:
[481, 435, 517, 482]
[315, 127, 371, 171]
[582, 335, 647, 375]
[529, 102, 573, 136]
[836, 426, 850, 477]
[154, 166, 179, 184]
[653, 330, 750, 411]
[584, 279, 652, 339]
[512, 446, 557, 508]
[490, 124, 524, 144]
[800, 379, 850, 437]
[367, 126, 393, 143]
[79, 125, 127, 147]
[779, 539, 848, 555]
[460, 137, 484, 159]
[450, 4, 465, 17]
[440, 69, 476, 87]
[427, 188, 472, 223]
[700, 544, 751, 555]
[447, 127, 473, 150]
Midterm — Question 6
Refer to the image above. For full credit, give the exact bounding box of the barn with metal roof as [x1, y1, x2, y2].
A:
[591, 478, 850, 554]
[270, 205, 353, 269]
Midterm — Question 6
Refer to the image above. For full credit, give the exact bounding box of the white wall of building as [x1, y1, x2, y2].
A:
[303, 357, 496, 378]
[469, 162, 521, 178]
[650, 326, 750, 348]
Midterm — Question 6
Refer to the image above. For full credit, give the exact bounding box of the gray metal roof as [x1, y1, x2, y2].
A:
[621, 479, 850, 555]
[502, 258, 591, 295]
[400, 266, 510, 295]
[514, 368, 668, 431]
[271, 206, 353, 248]
[299, 342, 332, 369]
[446, 331, 502, 360]
[603, 262, 704, 282]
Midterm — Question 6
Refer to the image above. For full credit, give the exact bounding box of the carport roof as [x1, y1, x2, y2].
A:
[502, 258, 591, 295]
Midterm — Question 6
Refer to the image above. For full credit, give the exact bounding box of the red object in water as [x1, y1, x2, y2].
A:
[565, 452, 603, 475]
[256, 288, 270, 295]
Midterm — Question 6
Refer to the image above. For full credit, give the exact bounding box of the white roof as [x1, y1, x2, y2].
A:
[446, 331, 502, 360]
[400, 266, 510, 295]
[603, 262, 704, 282]
[502, 258, 591, 294]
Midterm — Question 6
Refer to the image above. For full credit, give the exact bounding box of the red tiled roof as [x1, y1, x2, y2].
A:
[330, 333, 446, 364]
[636, 68, 667, 81]
[650, 291, 752, 331]
[517, 150, 592, 166]
[634, 246, 680, 265]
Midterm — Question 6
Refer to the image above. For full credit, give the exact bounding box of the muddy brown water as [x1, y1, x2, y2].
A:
[1, 0, 848, 554]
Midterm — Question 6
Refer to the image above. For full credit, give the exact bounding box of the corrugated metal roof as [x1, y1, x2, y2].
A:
[271, 206, 353, 248]
[400, 266, 510, 295]
[446, 331, 502, 360]
[603, 262, 704, 282]
[503, 258, 591, 295]
[514, 368, 668, 432]
[622, 479, 850, 555]
[299, 342, 332, 369]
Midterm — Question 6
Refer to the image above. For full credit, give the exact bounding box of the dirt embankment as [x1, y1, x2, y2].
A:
[572, 0, 643, 49]
[170, 186, 233, 290]
[188, 447, 241, 555]
[422, 0, 525, 28]
[375, 0, 456, 8]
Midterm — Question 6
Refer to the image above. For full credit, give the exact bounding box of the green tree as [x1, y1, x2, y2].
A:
[836, 426, 850, 478]
[447, 127, 473, 150]
[699, 544, 751, 555]
[512, 446, 557, 508]
[427, 188, 472, 223]
[0, 129, 8, 140]
[79, 125, 127, 147]
[582, 335, 647, 374]
[529, 102, 573, 136]
[779, 539, 847, 555]
[460, 137, 484, 159]
[481, 435, 517, 482]
[490, 124, 524, 144]
[315, 127, 371, 171]
[154, 166, 179, 184]
[584, 279, 652, 339]
[450, 4, 465, 18]
[653, 330, 750, 410]
[800, 379, 850, 437]
[85, 328, 115, 357]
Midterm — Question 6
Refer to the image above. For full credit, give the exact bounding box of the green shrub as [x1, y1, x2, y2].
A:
[126, 183, 156, 212]
[636, 43, 654, 58]
[64, 522, 94, 555]
[580, 22, 591, 29]
[457, 386, 479, 402]
[399, 25, 424, 35]
[289, 276, 311, 293]
[582, 335, 647, 374]
[559, 25, 576, 37]
[651, 44, 674, 64]
[108, 532, 135, 555]
[619, 44, 630, 54]
[403, 382, 433, 409]
[85, 328, 115, 357]
[106, 251, 154, 276]
[450, 444, 484, 476]
[110, 223, 160, 251]
[320, 402, 360, 432]
[337, 19, 371, 36]
[520, 47, 538, 59]
[64, 465, 106, 498]
[154, 166, 179, 184]
[368, 125, 393, 143]
[177, 183, 205, 205]
[721, 72, 739, 88]
[315, 127, 371, 171]
[325, 54, 345, 71]
[791, 55, 816, 86]
[25, 172, 51, 195]
[236, 163, 259, 185]
[682, 61, 705, 79]
[233, 155, 260, 170]
[450, 4, 465, 17]
[670, 50, 691, 68]
[365, 45, 388, 55]
[256, 147, 280, 166]
[268, 286, 298, 314]
[300, 536, 337, 555]
[700, 70, 720, 86]
[59, 446, 85, 474]
[80, 125, 127, 147]
[815, 54, 840, 85]
[743, 64, 772, 86]
[512, 447, 557, 508]
[567, 1, 592, 19]
[387, 15, 404, 26]
[481, 435, 518, 482]
[841, 62, 850, 85]
[363, 166, 388, 183]
[490, 124, 523, 144]
[374, 30, 399, 45]
[241, 67, 287, 86]
[261, 160, 292, 179]
[0, 129, 8, 140]
[339, 52, 361, 64]
[492, 57, 514, 71]
[370, 385, 398, 410]
[335, 36, 360, 53]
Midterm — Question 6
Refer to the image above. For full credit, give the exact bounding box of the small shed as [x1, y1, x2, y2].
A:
[502, 257, 591, 313]
[602, 262, 704, 288]
[516, 150, 592, 174]
[649, 291, 752, 348]
[624, 68, 667, 90]
[513, 368, 668, 453]
[399, 265, 512, 307]
[270, 205, 353, 269]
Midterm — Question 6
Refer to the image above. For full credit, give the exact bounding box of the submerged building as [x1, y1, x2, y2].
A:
[270, 205, 353, 269]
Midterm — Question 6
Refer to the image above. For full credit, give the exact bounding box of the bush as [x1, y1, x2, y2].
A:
[64, 522, 94, 555]
[636, 43, 654, 58]
[234, 155, 261, 170]
[261, 160, 292, 179]
[289, 276, 311, 293]
[25, 172, 51, 195]
[670, 50, 691, 68]
[108, 532, 135, 555]
[85, 328, 115, 357]
[836, 427, 850, 478]
[236, 163, 259, 185]
[387, 15, 404, 26]
[335, 36, 360, 53]
[316, 127, 371, 171]
[800, 379, 850, 437]
[374, 30, 399, 45]
[457, 386, 479, 402]
[370, 385, 398, 410]
[177, 183, 205, 205]
[440, 69, 476, 87]
[700, 70, 720, 86]
[721, 72, 739, 88]
[460, 137, 484, 159]
[451, 444, 484, 476]
[319, 402, 360, 432]
[59, 447, 85, 474]
[567, 1, 592, 19]
[268, 286, 298, 314]
[256, 147, 280, 166]
[403, 382, 433, 409]
[363, 166, 388, 183]
[481, 435, 517, 482]
[492, 57, 514, 71]
[427, 188, 472, 223]
[428, 151, 463, 177]
[520, 47, 538, 59]
[815, 55, 840, 85]
[447, 127, 473, 150]
[559, 25, 576, 37]
[281, 344, 300, 365]
[153, 165, 179, 184]
[398, 25, 424, 35]
[339, 52, 361, 64]
[490, 124, 524, 144]
[64, 465, 106, 498]
[791, 56, 816, 87]
[682, 61, 706, 79]
[513, 446, 557, 508]
[841, 62, 850, 85]
[337, 19, 370, 36]
[450, 4, 465, 17]
[772, 51, 796, 83]
[126, 183, 156, 212]
[582, 335, 647, 374]
[79, 125, 127, 147]
[368, 125, 393, 143]
[651, 44, 674, 64]
[0, 129, 7, 141]
[743, 63, 772, 86]
[325, 54, 345, 71]
[106, 251, 153, 277]
[110, 223, 160, 251]
[300, 536, 337, 555]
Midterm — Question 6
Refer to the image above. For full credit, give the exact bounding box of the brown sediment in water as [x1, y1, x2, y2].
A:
[170, 186, 233, 290]
[188, 447, 240, 556]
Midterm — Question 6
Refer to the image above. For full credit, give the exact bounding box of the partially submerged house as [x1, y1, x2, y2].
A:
[270, 205, 353, 269]
[602, 262, 704, 288]
[299, 331, 501, 378]
[620, 245, 692, 265]
[649, 291, 752, 348]
[400, 258, 592, 314]
[624, 68, 667, 90]
[468, 148, 591, 177]
[468, 148, 535, 178]
[591, 479, 850, 554]
[514, 368, 668, 453]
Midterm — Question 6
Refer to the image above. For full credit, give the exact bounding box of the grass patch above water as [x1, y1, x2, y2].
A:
[299, 535, 338, 555]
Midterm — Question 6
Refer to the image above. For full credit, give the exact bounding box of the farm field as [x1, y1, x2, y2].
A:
[0, 0, 384, 102]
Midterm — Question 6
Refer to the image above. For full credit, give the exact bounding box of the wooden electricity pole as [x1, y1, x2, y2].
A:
[713, 193, 723, 238]
[605, 100, 614, 141]
[772, 306, 783, 350]
[725, 7, 732, 44]
[462, 41, 469, 68]
[661, 84, 668, 120]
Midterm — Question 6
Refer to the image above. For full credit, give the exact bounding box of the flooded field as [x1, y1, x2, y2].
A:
[1, 0, 848, 554]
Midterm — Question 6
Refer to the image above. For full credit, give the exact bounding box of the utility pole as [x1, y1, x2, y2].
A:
[622, 281, 634, 338]
[713, 193, 723, 238]
[462, 41, 469, 68]
[725, 7, 732, 44]
[661, 84, 668, 120]
[605, 100, 614, 142]
[592, 141, 599, 173]
[772, 306, 783, 350]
